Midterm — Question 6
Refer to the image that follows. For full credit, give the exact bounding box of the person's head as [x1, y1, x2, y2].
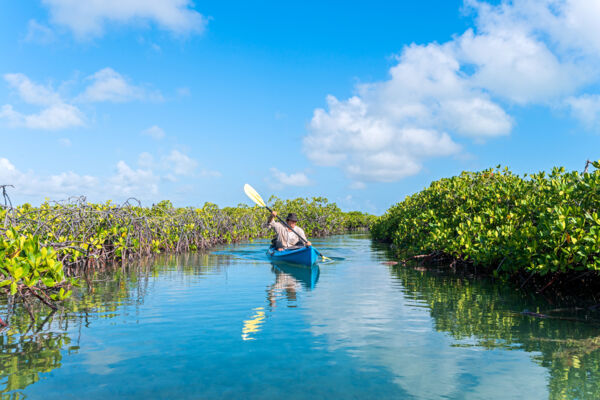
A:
[285, 213, 298, 227]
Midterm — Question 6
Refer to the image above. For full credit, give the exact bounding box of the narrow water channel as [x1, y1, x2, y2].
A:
[2, 234, 600, 399]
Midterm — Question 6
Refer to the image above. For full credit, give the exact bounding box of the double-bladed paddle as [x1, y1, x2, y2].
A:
[243, 183, 331, 261]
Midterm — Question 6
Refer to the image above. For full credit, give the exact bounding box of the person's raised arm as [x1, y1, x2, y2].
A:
[267, 210, 277, 224]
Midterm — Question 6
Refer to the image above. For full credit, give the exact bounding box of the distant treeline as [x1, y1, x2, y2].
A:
[372, 161, 600, 294]
[0, 194, 374, 314]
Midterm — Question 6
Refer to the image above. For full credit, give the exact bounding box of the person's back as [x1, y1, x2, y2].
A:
[267, 211, 311, 250]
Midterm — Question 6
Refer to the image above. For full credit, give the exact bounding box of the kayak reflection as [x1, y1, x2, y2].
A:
[267, 262, 320, 308]
[242, 263, 320, 340]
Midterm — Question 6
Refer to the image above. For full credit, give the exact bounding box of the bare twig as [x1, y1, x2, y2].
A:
[1, 184, 14, 208]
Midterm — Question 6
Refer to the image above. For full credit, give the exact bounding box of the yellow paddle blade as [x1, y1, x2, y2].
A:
[243, 184, 266, 208]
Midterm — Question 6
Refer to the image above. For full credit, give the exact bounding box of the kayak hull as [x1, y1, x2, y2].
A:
[267, 246, 319, 266]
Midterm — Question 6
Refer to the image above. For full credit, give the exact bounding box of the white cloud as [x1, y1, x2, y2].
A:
[137, 152, 154, 169]
[440, 97, 512, 137]
[0, 103, 84, 130]
[270, 168, 311, 187]
[78, 68, 162, 103]
[0, 158, 18, 180]
[0, 73, 84, 130]
[466, 0, 600, 59]
[349, 181, 366, 190]
[108, 161, 159, 197]
[305, 94, 461, 184]
[304, 0, 600, 183]
[24, 19, 55, 44]
[456, 30, 578, 104]
[163, 150, 197, 176]
[457, 3, 592, 104]
[1, 68, 160, 130]
[0, 157, 97, 198]
[41, 0, 207, 39]
[141, 125, 165, 139]
[198, 169, 221, 178]
[158, 150, 219, 179]
[566, 95, 600, 130]
[1, 157, 158, 201]
[42, 171, 98, 197]
[24, 104, 83, 130]
[556, 0, 600, 56]
[59, 138, 71, 147]
[0, 151, 220, 203]
[4, 73, 61, 106]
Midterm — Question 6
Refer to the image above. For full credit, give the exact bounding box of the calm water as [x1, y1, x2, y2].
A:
[2, 234, 600, 399]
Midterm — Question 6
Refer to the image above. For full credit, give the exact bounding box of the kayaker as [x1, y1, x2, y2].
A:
[267, 211, 312, 251]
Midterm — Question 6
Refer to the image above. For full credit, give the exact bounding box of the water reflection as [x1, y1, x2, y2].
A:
[272, 263, 320, 290]
[0, 310, 74, 400]
[242, 263, 320, 340]
[390, 264, 600, 400]
[0, 265, 139, 399]
[3, 236, 600, 399]
[0, 252, 227, 399]
[241, 307, 266, 341]
[268, 263, 319, 309]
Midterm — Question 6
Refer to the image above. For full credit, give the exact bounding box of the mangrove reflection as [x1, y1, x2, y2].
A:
[0, 301, 75, 400]
[390, 264, 600, 400]
[1, 253, 224, 398]
[0, 332, 72, 400]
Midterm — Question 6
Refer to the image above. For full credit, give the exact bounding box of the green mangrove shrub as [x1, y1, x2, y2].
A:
[268, 196, 375, 236]
[0, 194, 371, 271]
[0, 228, 76, 310]
[372, 162, 600, 278]
[0, 194, 371, 318]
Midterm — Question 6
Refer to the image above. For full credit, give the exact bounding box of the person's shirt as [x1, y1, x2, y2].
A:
[268, 220, 308, 248]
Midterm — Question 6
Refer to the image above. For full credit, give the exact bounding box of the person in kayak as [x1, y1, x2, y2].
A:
[267, 211, 312, 251]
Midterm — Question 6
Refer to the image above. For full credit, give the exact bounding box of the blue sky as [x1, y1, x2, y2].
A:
[2, 0, 600, 214]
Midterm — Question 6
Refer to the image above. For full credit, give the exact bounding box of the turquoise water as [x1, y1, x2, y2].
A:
[2, 234, 600, 399]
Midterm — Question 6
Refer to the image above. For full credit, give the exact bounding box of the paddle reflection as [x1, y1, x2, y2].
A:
[241, 307, 266, 341]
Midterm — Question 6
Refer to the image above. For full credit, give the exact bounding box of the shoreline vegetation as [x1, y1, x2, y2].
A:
[372, 161, 600, 300]
[5, 159, 600, 324]
[0, 192, 374, 322]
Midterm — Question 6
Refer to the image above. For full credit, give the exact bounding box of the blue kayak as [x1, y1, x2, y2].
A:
[267, 246, 319, 265]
